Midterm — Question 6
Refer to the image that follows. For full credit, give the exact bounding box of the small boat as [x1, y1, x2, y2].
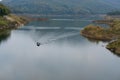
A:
[37, 42, 41, 46]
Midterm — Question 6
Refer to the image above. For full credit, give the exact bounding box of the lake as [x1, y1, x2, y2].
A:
[0, 15, 120, 80]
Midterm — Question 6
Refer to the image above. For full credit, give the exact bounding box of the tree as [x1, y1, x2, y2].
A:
[0, 3, 11, 16]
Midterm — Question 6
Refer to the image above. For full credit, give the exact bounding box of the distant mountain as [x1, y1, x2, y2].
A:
[1, 0, 120, 15]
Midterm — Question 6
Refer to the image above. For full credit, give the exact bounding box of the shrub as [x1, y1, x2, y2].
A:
[0, 3, 11, 16]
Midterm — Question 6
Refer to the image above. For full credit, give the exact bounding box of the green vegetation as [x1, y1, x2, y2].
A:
[0, 14, 29, 30]
[0, 3, 11, 29]
[107, 40, 120, 54]
[0, 17, 9, 26]
[2, 0, 120, 15]
[81, 24, 114, 41]
[81, 18, 120, 54]
[0, 3, 10, 16]
[0, 3, 29, 30]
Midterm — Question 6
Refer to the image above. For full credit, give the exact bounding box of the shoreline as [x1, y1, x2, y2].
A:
[81, 17, 120, 55]
[0, 14, 30, 31]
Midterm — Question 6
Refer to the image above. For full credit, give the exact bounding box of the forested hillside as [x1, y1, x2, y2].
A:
[2, 0, 120, 15]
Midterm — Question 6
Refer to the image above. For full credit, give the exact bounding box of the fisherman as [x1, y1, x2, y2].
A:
[37, 42, 41, 46]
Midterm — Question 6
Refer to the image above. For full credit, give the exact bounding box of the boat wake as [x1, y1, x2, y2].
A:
[29, 30, 80, 46]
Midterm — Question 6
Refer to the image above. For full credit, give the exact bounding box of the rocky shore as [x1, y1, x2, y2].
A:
[81, 18, 120, 55]
[0, 3, 29, 30]
[0, 14, 29, 30]
[106, 40, 120, 55]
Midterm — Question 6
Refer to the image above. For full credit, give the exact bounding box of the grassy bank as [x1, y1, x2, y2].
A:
[81, 18, 120, 54]
[106, 40, 120, 55]
[0, 14, 29, 30]
[0, 3, 29, 30]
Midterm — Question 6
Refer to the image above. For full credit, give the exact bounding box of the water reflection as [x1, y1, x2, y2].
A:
[0, 16, 120, 80]
[107, 49, 120, 58]
[82, 34, 120, 58]
[0, 30, 11, 44]
[1, 30, 120, 80]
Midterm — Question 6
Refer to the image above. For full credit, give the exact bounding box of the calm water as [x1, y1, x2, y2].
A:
[0, 15, 120, 80]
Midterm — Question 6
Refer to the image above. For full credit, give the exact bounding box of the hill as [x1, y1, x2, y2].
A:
[1, 0, 120, 15]
[0, 3, 10, 16]
[0, 3, 29, 30]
